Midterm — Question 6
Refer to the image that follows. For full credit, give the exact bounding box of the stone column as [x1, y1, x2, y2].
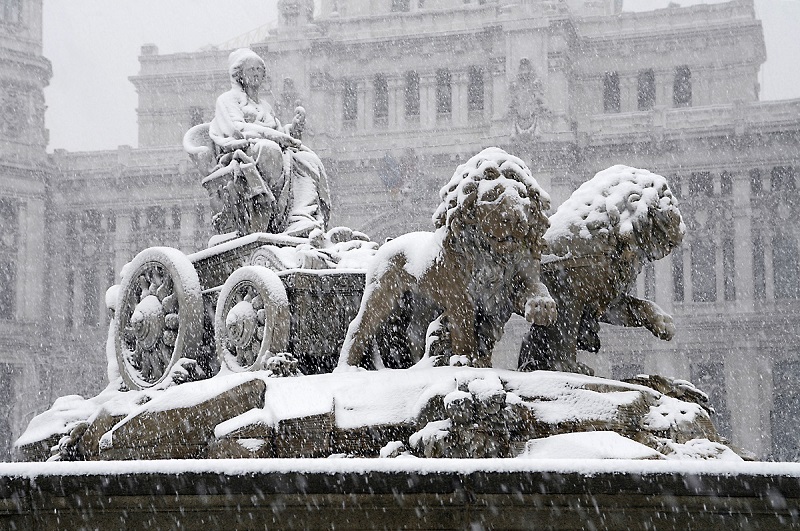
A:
[623, 75, 637, 112]
[453, 70, 468, 127]
[114, 212, 133, 277]
[656, 70, 672, 108]
[420, 73, 436, 130]
[732, 172, 754, 310]
[388, 76, 402, 130]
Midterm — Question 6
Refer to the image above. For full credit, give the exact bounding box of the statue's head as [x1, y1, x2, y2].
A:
[228, 48, 267, 91]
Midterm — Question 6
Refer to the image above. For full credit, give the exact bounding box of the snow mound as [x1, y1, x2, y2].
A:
[519, 432, 663, 460]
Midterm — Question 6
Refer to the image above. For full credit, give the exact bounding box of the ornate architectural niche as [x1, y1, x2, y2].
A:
[508, 58, 550, 139]
[0, 83, 29, 140]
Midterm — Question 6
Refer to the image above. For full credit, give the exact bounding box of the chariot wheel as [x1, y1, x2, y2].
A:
[215, 266, 290, 372]
[115, 247, 203, 389]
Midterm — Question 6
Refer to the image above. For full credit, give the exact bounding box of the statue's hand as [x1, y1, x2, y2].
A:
[525, 293, 557, 326]
[293, 106, 306, 130]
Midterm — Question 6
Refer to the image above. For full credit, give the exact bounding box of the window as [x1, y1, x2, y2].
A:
[750, 169, 763, 194]
[603, 72, 620, 113]
[691, 241, 716, 302]
[691, 362, 731, 438]
[82, 267, 99, 326]
[0, 364, 16, 461]
[467, 66, 484, 112]
[637, 69, 656, 111]
[343, 80, 358, 123]
[723, 238, 735, 301]
[672, 246, 684, 302]
[688, 172, 713, 196]
[720, 172, 733, 196]
[673, 65, 692, 108]
[0, 0, 21, 24]
[0, 259, 14, 320]
[771, 166, 797, 192]
[171, 206, 182, 231]
[404, 71, 420, 117]
[373, 74, 388, 122]
[436, 69, 452, 115]
[773, 235, 800, 300]
[772, 360, 800, 461]
[146, 206, 166, 230]
[83, 210, 101, 233]
[189, 107, 204, 127]
[0, 199, 17, 320]
[391, 0, 410, 11]
[753, 235, 766, 301]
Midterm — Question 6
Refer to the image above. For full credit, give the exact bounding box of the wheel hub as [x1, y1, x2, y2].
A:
[131, 295, 165, 350]
[226, 300, 258, 349]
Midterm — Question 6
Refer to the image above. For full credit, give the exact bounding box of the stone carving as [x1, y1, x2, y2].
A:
[518, 165, 685, 375]
[183, 48, 330, 238]
[338, 147, 556, 370]
[509, 58, 550, 138]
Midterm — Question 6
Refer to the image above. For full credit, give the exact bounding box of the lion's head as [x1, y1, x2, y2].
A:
[546, 165, 685, 262]
[433, 147, 550, 258]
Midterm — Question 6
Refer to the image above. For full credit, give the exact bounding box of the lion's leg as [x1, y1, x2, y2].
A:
[338, 262, 411, 369]
[602, 294, 675, 341]
[444, 293, 480, 366]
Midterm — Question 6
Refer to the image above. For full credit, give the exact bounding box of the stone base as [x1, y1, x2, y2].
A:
[0, 461, 798, 529]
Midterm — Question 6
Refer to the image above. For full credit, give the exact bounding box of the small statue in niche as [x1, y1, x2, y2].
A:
[509, 58, 550, 139]
[273, 77, 302, 126]
[518, 165, 685, 375]
[184, 48, 330, 238]
[338, 148, 556, 370]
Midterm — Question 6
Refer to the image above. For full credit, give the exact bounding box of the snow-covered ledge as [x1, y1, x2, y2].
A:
[0, 459, 798, 528]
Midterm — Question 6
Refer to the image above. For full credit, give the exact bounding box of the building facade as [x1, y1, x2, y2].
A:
[2, 0, 800, 460]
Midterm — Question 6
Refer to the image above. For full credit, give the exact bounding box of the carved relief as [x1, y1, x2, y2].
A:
[508, 58, 550, 138]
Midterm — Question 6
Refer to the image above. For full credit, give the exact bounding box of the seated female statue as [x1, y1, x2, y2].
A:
[209, 48, 330, 237]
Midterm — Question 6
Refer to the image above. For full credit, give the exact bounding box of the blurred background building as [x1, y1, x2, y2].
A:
[2, 0, 799, 460]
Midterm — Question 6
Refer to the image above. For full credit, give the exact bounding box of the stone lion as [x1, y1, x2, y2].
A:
[338, 147, 556, 370]
[518, 165, 685, 375]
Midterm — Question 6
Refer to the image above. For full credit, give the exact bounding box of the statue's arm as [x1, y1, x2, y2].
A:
[601, 294, 675, 340]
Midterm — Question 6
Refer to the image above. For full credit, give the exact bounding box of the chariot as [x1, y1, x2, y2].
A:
[112, 233, 366, 390]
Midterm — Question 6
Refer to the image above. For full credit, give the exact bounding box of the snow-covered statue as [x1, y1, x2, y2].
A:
[339, 148, 556, 370]
[184, 48, 330, 237]
[509, 58, 550, 139]
[519, 166, 685, 375]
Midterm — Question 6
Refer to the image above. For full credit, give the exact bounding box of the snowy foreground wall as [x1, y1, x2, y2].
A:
[0, 460, 799, 528]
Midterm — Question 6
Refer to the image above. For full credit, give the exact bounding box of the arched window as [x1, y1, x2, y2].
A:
[674, 65, 692, 107]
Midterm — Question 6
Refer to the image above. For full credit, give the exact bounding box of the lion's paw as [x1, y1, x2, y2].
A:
[649, 313, 675, 341]
[525, 295, 557, 326]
